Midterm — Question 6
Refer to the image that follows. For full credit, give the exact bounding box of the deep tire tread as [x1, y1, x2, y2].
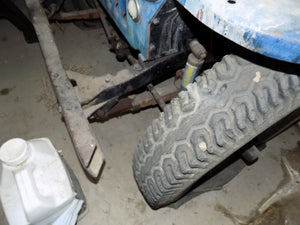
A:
[133, 55, 300, 209]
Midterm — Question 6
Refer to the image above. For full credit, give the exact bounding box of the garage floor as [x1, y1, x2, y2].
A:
[0, 9, 300, 225]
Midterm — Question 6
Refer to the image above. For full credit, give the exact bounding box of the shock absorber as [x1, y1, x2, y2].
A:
[181, 40, 207, 90]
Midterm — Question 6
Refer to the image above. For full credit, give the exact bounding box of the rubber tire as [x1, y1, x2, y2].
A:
[132, 54, 300, 209]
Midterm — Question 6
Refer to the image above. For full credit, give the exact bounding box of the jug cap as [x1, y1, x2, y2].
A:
[0, 138, 30, 166]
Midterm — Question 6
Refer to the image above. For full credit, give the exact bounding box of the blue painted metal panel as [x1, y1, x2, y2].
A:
[98, 0, 164, 59]
[177, 0, 300, 63]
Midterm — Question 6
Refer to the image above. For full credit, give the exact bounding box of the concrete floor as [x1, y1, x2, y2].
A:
[0, 15, 299, 225]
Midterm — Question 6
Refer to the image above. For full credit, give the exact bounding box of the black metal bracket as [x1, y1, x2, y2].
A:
[87, 51, 188, 120]
[93, 51, 187, 104]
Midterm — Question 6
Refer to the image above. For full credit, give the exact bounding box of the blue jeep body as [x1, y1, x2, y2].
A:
[99, 0, 300, 63]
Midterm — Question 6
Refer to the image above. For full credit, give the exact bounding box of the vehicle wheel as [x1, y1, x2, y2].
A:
[132, 54, 300, 209]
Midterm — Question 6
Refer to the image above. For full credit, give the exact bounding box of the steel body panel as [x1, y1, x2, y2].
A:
[98, 0, 164, 59]
[177, 0, 300, 63]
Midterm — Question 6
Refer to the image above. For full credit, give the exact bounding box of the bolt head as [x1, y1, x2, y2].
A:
[128, 0, 140, 22]
[105, 75, 111, 83]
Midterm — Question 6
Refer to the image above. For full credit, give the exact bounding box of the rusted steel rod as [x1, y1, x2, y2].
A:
[25, 0, 104, 179]
[50, 9, 100, 21]
[94, 79, 180, 121]
[92, 0, 115, 42]
[147, 83, 166, 111]
[92, 0, 136, 64]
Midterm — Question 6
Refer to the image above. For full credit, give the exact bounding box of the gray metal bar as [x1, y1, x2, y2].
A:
[25, 0, 104, 178]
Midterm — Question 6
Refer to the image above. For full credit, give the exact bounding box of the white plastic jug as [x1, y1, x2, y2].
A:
[0, 138, 82, 225]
